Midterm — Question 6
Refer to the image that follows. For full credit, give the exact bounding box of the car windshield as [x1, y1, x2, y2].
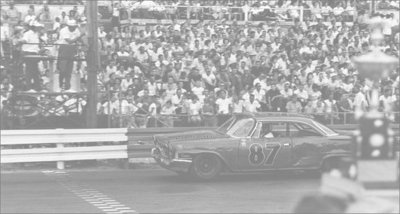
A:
[226, 118, 256, 138]
[312, 120, 338, 136]
[216, 117, 235, 134]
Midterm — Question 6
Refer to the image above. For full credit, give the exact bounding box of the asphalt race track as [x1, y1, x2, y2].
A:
[1, 168, 320, 213]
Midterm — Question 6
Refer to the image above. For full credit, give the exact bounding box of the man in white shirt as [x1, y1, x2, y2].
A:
[244, 94, 261, 113]
[171, 88, 184, 112]
[57, 20, 82, 90]
[232, 96, 244, 113]
[0, 21, 10, 58]
[294, 84, 309, 104]
[111, 2, 121, 31]
[21, 21, 44, 91]
[354, 87, 368, 112]
[202, 68, 216, 90]
[191, 81, 205, 100]
[252, 83, 266, 103]
[253, 73, 268, 91]
[379, 89, 396, 112]
[98, 26, 107, 40]
[215, 90, 232, 115]
[135, 46, 149, 64]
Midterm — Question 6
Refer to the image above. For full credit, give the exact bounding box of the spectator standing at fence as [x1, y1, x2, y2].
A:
[57, 20, 82, 91]
[24, 5, 37, 24]
[39, 4, 51, 22]
[244, 94, 260, 113]
[303, 100, 315, 115]
[379, 88, 396, 112]
[215, 90, 231, 115]
[286, 95, 302, 113]
[324, 93, 339, 121]
[0, 19, 10, 58]
[111, 2, 120, 32]
[188, 95, 202, 126]
[294, 84, 309, 106]
[7, 3, 21, 22]
[266, 83, 281, 111]
[216, 90, 232, 124]
[21, 21, 44, 91]
[314, 99, 327, 121]
[160, 100, 175, 127]
[202, 97, 217, 127]
[353, 86, 368, 113]
[171, 88, 184, 113]
[232, 95, 244, 113]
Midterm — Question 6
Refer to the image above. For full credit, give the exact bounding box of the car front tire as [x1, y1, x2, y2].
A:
[190, 154, 222, 180]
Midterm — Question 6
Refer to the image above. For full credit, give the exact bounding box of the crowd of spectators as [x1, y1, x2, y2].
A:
[0, 0, 399, 128]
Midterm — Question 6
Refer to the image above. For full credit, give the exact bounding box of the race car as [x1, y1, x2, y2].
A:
[151, 113, 353, 179]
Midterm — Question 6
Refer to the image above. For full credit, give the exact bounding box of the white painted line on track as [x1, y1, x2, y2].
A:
[100, 199, 118, 202]
[108, 204, 126, 207]
[42, 171, 138, 213]
[104, 202, 121, 204]
[89, 201, 106, 204]
[113, 207, 134, 210]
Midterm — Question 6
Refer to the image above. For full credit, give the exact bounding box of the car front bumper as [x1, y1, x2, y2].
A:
[151, 148, 192, 172]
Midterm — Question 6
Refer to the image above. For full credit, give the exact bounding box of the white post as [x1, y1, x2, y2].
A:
[56, 129, 64, 170]
[56, 143, 64, 170]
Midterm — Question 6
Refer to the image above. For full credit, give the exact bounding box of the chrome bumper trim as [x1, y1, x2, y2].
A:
[151, 148, 192, 164]
[171, 159, 192, 163]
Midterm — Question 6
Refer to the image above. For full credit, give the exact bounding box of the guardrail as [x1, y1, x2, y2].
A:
[2, 124, 399, 170]
[1, 128, 128, 169]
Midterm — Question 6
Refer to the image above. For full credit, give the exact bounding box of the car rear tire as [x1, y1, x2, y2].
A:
[190, 154, 222, 180]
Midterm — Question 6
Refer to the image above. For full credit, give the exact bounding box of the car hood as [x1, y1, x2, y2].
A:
[335, 130, 356, 136]
[154, 129, 228, 145]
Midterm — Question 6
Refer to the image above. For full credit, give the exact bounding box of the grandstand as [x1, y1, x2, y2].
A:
[0, 0, 399, 129]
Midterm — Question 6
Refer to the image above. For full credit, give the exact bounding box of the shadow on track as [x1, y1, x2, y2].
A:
[150, 170, 321, 184]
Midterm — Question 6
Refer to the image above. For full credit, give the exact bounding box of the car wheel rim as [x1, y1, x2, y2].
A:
[198, 158, 215, 174]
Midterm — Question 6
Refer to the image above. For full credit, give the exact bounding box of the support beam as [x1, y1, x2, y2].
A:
[86, 0, 99, 128]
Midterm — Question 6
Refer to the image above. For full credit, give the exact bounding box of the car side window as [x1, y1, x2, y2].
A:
[289, 122, 322, 137]
[253, 122, 289, 139]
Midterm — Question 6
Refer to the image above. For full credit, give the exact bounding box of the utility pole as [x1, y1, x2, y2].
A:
[86, 0, 99, 128]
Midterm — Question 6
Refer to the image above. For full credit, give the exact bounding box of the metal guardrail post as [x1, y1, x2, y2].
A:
[56, 142, 65, 169]
[55, 128, 65, 170]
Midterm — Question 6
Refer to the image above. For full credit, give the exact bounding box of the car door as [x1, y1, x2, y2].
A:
[237, 121, 293, 171]
[289, 122, 326, 168]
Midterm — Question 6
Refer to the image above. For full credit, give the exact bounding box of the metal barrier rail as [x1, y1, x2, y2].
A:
[1, 124, 399, 169]
[1, 128, 128, 169]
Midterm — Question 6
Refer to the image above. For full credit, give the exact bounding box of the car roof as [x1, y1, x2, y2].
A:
[235, 112, 314, 123]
